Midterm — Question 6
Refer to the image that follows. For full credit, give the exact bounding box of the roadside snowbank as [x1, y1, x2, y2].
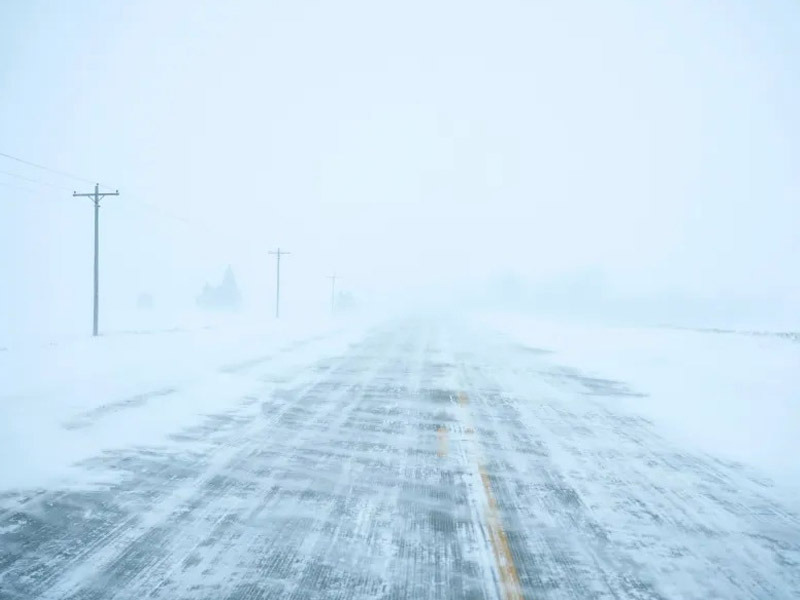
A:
[0, 314, 370, 491]
[482, 313, 800, 492]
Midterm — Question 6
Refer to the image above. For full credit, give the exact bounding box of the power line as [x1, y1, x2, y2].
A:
[0, 168, 73, 192]
[125, 196, 192, 225]
[2, 161, 275, 326]
[0, 171, 261, 257]
[0, 151, 115, 190]
[119, 193, 264, 258]
[0, 155, 211, 234]
[0, 155, 256, 253]
[0, 180, 64, 205]
[0, 179, 33, 192]
[1, 153, 288, 317]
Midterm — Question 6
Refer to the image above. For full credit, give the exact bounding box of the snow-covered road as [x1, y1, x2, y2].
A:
[1, 321, 799, 599]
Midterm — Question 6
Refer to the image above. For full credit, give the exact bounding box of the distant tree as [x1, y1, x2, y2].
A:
[196, 265, 242, 310]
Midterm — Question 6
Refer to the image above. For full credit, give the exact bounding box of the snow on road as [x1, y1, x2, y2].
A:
[1, 319, 798, 598]
[482, 313, 800, 493]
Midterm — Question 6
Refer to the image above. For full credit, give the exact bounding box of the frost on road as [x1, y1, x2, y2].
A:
[1, 323, 799, 599]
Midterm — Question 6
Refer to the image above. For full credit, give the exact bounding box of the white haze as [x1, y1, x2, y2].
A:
[2, 0, 799, 340]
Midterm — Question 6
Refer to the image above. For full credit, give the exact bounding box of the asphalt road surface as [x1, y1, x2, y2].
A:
[1, 322, 799, 599]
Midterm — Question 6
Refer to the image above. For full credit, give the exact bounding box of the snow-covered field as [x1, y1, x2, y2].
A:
[483, 312, 800, 495]
[0, 314, 370, 491]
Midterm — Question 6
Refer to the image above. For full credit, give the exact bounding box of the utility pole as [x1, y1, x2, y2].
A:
[269, 248, 290, 318]
[327, 274, 339, 314]
[73, 183, 119, 336]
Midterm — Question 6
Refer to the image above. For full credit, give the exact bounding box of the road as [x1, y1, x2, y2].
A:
[1, 321, 799, 599]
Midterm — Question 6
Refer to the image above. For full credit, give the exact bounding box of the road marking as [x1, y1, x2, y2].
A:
[457, 391, 524, 600]
[479, 466, 524, 600]
[437, 426, 448, 457]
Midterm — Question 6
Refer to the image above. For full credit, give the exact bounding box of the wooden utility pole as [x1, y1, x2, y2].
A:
[269, 248, 290, 318]
[327, 274, 339, 314]
[73, 184, 119, 336]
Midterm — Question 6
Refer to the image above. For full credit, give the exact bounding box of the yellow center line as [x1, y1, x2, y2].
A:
[458, 391, 524, 600]
[479, 466, 524, 600]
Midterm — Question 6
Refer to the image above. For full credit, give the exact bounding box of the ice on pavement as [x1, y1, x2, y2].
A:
[1, 315, 799, 599]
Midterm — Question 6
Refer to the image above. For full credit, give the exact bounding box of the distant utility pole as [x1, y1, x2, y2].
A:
[327, 274, 339, 314]
[73, 183, 119, 337]
[269, 248, 290, 318]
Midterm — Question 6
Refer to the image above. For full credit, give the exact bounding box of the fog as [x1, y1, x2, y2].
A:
[2, 0, 799, 339]
[3, 5, 800, 595]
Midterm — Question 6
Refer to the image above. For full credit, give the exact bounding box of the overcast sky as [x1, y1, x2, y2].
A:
[1, 0, 799, 336]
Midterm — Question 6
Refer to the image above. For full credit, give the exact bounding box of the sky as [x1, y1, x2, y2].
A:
[1, 0, 799, 337]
